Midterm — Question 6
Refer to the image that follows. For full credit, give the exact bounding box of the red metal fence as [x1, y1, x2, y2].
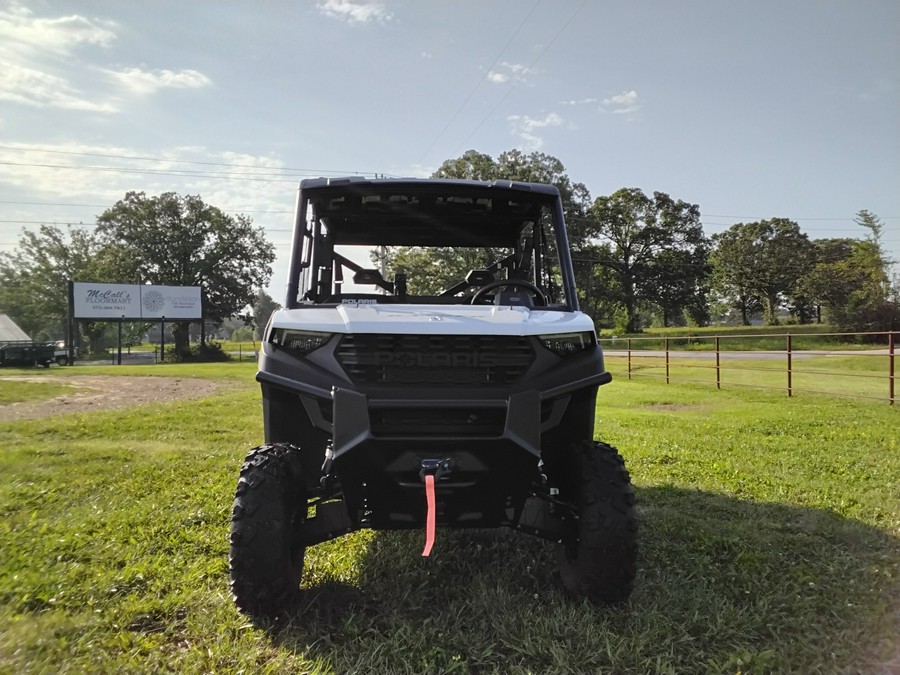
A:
[599, 331, 897, 404]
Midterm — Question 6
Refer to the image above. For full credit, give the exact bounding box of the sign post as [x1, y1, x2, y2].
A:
[67, 281, 76, 365]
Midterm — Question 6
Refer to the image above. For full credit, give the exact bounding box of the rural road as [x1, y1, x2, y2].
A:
[603, 349, 891, 361]
[72, 348, 890, 365]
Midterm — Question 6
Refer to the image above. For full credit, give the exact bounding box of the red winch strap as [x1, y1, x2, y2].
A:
[422, 474, 436, 557]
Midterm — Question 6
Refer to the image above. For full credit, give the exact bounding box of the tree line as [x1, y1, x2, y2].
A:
[427, 149, 898, 333]
[1, 150, 897, 354]
[0, 192, 275, 357]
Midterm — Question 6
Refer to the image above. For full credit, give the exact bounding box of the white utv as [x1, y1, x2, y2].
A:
[230, 177, 637, 616]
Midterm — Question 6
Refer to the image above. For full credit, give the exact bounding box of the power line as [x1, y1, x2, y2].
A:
[2, 201, 893, 224]
[0, 145, 380, 176]
[703, 214, 899, 221]
[453, 0, 589, 155]
[417, 0, 543, 165]
[0, 160, 316, 183]
[2, 216, 897, 243]
[0, 220, 91, 225]
[701, 222, 899, 232]
[0, 200, 294, 215]
[0, 201, 110, 208]
[0, 220, 296, 236]
[1, 213, 894, 238]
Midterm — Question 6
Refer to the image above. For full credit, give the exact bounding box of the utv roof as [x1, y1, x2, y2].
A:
[298, 176, 561, 196]
[297, 177, 563, 247]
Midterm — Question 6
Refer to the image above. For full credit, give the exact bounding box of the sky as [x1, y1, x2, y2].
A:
[1, 0, 898, 302]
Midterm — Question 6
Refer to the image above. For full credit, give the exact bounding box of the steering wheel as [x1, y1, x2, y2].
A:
[471, 279, 547, 306]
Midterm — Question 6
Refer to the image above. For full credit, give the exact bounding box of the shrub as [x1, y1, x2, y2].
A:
[164, 340, 229, 363]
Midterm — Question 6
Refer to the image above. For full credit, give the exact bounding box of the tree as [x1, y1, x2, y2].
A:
[0, 224, 117, 351]
[589, 188, 708, 333]
[572, 242, 619, 327]
[799, 211, 898, 332]
[251, 290, 281, 340]
[855, 209, 886, 249]
[708, 234, 763, 326]
[793, 238, 856, 323]
[384, 149, 604, 307]
[95, 192, 275, 354]
[434, 149, 594, 246]
[378, 246, 505, 296]
[638, 247, 711, 327]
[431, 149, 498, 181]
[710, 219, 814, 325]
[0, 224, 93, 338]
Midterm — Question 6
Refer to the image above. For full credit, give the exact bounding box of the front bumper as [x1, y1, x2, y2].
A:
[256, 335, 611, 530]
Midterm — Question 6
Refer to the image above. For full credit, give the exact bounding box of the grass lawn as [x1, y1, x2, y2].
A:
[1, 362, 898, 673]
[0, 379, 77, 405]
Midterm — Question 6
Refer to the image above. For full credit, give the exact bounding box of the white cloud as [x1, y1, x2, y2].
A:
[0, 142, 292, 221]
[559, 97, 597, 106]
[0, 62, 117, 112]
[0, 3, 117, 57]
[0, 3, 119, 111]
[317, 0, 392, 24]
[0, 143, 297, 294]
[507, 112, 568, 151]
[503, 62, 532, 78]
[601, 90, 641, 114]
[0, 4, 210, 112]
[421, 51, 433, 59]
[107, 68, 213, 95]
[487, 61, 535, 85]
[400, 163, 434, 178]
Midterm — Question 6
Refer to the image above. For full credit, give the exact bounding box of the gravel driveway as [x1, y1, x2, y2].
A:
[0, 375, 223, 422]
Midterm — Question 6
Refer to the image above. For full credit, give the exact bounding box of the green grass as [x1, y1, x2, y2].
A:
[1, 361, 252, 381]
[0, 379, 76, 404]
[1, 364, 898, 673]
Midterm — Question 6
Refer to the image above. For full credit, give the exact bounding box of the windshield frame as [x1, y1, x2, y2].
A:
[285, 178, 580, 312]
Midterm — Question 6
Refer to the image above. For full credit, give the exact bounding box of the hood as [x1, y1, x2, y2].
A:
[269, 303, 595, 336]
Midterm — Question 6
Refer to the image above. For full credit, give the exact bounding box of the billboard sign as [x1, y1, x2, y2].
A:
[72, 282, 202, 320]
[138, 285, 203, 319]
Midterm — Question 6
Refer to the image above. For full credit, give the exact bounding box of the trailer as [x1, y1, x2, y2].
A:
[0, 341, 56, 368]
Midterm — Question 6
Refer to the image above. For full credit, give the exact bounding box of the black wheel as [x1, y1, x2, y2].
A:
[229, 443, 307, 617]
[558, 441, 637, 603]
[56, 355, 68, 366]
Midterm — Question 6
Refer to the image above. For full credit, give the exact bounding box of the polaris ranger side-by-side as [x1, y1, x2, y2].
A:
[229, 177, 637, 616]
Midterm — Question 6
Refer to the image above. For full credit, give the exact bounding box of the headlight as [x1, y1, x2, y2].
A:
[270, 328, 333, 355]
[537, 331, 595, 357]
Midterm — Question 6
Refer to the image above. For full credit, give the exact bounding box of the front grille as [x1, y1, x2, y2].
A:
[335, 334, 534, 386]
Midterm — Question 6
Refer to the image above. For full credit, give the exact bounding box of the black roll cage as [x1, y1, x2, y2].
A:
[284, 177, 580, 311]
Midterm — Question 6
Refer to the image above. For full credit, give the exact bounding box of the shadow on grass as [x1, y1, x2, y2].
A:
[265, 486, 899, 674]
